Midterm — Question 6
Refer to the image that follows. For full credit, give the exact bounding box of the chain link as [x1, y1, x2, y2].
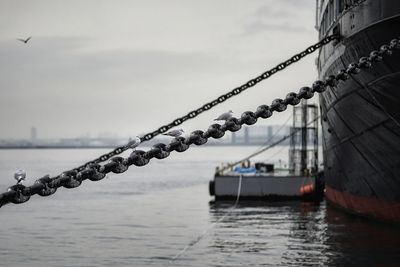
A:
[1, 36, 398, 208]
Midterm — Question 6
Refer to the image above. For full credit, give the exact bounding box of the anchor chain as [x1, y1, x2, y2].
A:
[71, 35, 338, 172]
[1, 37, 399, 208]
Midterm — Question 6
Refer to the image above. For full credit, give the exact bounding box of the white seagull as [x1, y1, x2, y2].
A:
[17, 36, 32, 44]
[127, 136, 141, 149]
[214, 110, 233, 121]
[14, 169, 27, 184]
[163, 129, 184, 137]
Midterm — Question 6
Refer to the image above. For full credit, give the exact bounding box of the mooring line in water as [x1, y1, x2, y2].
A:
[165, 175, 243, 266]
[219, 115, 320, 173]
[1, 37, 399, 208]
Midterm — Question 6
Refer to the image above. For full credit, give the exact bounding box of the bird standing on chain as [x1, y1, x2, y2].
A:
[14, 170, 26, 184]
[127, 136, 141, 149]
[214, 110, 233, 121]
[163, 129, 184, 137]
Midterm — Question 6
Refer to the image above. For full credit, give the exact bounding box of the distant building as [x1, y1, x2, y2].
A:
[30, 127, 37, 141]
[244, 127, 249, 144]
[231, 130, 236, 144]
[267, 126, 273, 140]
[229, 125, 291, 145]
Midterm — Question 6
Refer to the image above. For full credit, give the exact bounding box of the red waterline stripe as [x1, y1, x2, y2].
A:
[325, 185, 400, 222]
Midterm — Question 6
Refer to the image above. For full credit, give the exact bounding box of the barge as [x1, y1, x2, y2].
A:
[210, 103, 324, 201]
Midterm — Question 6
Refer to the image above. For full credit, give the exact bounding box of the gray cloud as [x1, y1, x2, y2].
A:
[281, 0, 314, 8]
[254, 6, 298, 18]
[243, 20, 310, 36]
[240, 1, 315, 36]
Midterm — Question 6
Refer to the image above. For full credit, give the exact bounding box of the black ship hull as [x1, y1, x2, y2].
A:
[318, 0, 400, 222]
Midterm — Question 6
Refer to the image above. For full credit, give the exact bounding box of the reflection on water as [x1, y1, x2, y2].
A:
[324, 207, 400, 267]
[208, 201, 327, 266]
[208, 200, 400, 267]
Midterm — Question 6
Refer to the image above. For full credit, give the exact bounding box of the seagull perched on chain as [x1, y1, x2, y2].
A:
[163, 129, 184, 137]
[214, 110, 233, 121]
[127, 136, 141, 149]
[14, 170, 27, 184]
[17, 36, 32, 44]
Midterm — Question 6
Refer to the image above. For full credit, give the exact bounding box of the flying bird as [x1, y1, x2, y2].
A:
[163, 129, 184, 137]
[14, 169, 27, 184]
[17, 36, 32, 44]
[214, 110, 233, 121]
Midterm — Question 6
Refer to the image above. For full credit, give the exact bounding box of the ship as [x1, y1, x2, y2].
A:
[316, 0, 400, 222]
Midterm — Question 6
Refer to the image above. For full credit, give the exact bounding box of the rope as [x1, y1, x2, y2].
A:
[263, 145, 288, 164]
[166, 175, 243, 266]
[220, 115, 320, 173]
[220, 114, 293, 172]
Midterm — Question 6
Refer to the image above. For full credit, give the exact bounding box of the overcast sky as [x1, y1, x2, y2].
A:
[0, 0, 318, 139]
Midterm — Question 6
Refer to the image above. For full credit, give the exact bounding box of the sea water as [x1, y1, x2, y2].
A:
[0, 147, 400, 267]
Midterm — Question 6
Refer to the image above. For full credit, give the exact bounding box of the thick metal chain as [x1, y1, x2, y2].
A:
[1, 37, 398, 208]
[70, 35, 338, 172]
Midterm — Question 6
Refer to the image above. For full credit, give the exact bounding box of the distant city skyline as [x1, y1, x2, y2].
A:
[0, 124, 296, 148]
[4, 123, 292, 140]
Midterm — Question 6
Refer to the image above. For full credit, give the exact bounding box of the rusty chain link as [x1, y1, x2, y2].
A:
[1, 36, 398, 208]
